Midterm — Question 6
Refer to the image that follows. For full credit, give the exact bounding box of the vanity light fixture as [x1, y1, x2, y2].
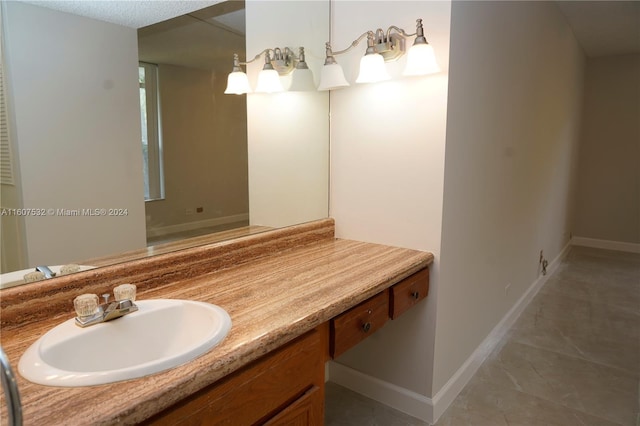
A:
[403, 19, 440, 76]
[318, 18, 439, 91]
[224, 47, 315, 95]
[289, 48, 316, 92]
[355, 32, 391, 84]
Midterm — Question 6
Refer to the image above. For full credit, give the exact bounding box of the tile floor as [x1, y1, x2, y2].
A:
[325, 246, 640, 426]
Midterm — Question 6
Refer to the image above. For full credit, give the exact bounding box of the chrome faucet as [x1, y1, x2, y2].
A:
[35, 265, 56, 279]
[74, 293, 138, 328]
[75, 298, 138, 328]
[0, 345, 22, 426]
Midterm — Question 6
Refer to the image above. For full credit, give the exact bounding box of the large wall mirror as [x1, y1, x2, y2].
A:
[0, 0, 329, 288]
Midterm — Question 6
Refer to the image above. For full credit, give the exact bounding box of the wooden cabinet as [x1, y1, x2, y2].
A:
[146, 267, 429, 425]
[389, 268, 429, 319]
[145, 326, 326, 426]
[330, 267, 429, 358]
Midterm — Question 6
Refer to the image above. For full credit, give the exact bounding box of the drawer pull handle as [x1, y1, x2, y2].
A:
[411, 291, 420, 300]
[362, 322, 372, 332]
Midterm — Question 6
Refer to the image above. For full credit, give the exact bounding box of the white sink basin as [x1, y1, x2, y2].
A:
[19, 299, 232, 387]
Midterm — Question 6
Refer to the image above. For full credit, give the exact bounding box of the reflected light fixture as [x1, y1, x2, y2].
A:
[317, 44, 349, 91]
[318, 18, 440, 91]
[224, 47, 315, 95]
[289, 48, 316, 91]
[255, 51, 283, 93]
[224, 54, 252, 95]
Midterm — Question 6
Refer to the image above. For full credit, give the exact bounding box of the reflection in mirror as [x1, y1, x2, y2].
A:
[137, 1, 255, 245]
[0, 0, 329, 288]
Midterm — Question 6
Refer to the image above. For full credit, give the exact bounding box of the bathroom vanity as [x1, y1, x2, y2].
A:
[0, 219, 433, 425]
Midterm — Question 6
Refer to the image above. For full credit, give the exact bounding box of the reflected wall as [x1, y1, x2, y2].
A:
[247, 1, 329, 227]
[2, 1, 147, 271]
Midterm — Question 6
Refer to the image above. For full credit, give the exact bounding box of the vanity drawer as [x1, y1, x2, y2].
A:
[389, 268, 429, 319]
[330, 291, 389, 358]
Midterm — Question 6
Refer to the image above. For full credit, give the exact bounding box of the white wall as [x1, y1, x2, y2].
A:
[436, 0, 584, 408]
[246, 1, 329, 228]
[328, 0, 451, 414]
[329, 0, 584, 422]
[3, 2, 146, 268]
[574, 54, 640, 246]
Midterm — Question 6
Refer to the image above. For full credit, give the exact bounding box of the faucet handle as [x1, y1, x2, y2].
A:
[74, 294, 99, 318]
[113, 284, 136, 302]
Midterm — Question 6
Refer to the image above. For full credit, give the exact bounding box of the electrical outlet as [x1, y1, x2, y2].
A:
[196, 207, 204, 213]
[185, 208, 194, 215]
[505, 283, 511, 296]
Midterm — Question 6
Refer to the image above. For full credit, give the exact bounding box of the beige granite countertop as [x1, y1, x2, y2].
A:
[0, 220, 433, 425]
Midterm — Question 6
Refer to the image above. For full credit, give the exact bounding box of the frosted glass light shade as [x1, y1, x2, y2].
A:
[224, 71, 251, 95]
[289, 68, 316, 91]
[403, 43, 440, 76]
[255, 69, 284, 93]
[356, 53, 390, 83]
[317, 63, 349, 91]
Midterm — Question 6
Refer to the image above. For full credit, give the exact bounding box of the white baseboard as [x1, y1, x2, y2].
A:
[328, 361, 435, 422]
[571, 236, 640, 253]
[328, 241, 572, 425]
[146, 213, 249, 238]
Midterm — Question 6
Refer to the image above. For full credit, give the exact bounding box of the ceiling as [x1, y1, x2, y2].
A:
[16, 1, 640, 57]
[19, 0, 224, 29]
[137, 3, 245, 71]
[556, 1, 640, 57]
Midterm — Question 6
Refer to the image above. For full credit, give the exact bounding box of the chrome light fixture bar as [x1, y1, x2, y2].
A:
[224, 47, 314, 95]
[318, 19, 440, 91]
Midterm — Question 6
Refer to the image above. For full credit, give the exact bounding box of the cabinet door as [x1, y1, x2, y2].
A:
[144, 328, 325, 426]
[262, 385, 322, 426]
